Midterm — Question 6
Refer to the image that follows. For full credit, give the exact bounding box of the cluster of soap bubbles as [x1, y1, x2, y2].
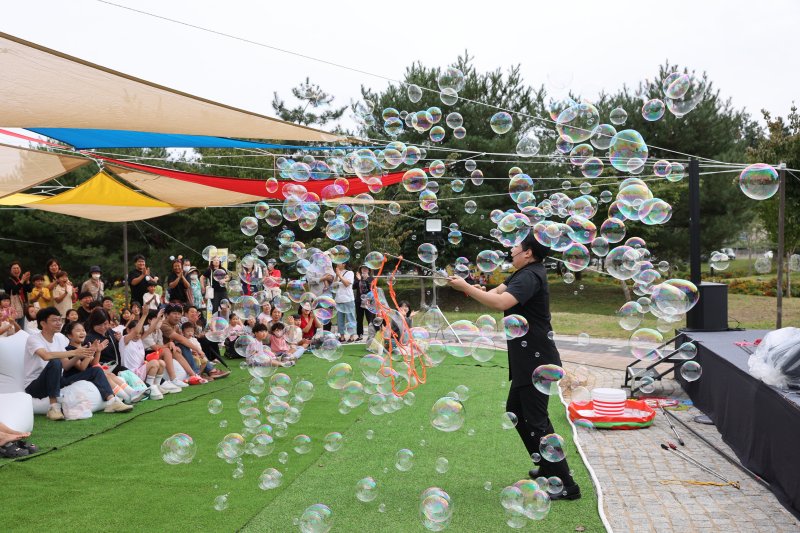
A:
[188, 64, 793, 528]
[500, 479, 551, 526]
[420, 487, 453, 531]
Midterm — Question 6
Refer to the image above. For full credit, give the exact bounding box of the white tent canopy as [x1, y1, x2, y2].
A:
[0, 32, 344, 143]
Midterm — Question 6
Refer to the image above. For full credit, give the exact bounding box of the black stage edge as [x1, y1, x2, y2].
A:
[676, 329, 800, 519]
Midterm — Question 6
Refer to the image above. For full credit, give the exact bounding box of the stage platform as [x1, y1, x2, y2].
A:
[677, 329, 800, 518]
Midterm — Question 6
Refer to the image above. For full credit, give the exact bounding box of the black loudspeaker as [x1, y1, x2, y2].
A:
[686, 282, 728, 331]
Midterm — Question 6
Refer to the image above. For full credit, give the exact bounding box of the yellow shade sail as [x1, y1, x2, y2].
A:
[27, 171, 180, 222]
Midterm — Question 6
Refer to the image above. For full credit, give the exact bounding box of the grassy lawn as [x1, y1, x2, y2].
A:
[0, 346, 603, 532]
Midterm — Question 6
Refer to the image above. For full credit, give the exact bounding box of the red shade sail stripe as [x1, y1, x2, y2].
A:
[98, 156, 409, 200]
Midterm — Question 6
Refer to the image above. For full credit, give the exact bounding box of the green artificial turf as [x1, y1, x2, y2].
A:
[0, 347, 604, 532]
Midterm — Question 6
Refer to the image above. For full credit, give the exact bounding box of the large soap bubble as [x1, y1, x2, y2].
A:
[532, 364, 564, 395]
[430, 396, 465, 432]
[609, 130, 649, 173]
[490, 112, 513, 134]
[161, 433, 197, 464]
[651, 279, 699, 314]
[739, 163, 779, 200]
[556, 101, 600, 143]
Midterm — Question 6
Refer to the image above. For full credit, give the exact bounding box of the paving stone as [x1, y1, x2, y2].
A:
[557, 339, 800, 532]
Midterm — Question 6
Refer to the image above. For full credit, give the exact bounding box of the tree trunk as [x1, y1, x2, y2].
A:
[620, 280, 631, 302]
[419, 269, 427, 308]
[786, 253, 792, 298]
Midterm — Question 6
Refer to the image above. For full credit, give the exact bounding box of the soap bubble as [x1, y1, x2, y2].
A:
[680, 361, 702, 381]
[609, 106, 628, 125]
[213, 494, 228, 511]
[438, 67, 465, 92]
[556, 101, 600, 143]
[490, 112, 513, 134]
[446, 112, 463, 129]
[395, 448, 415, 471]
[299, 503, 333, 533]
[356, 477, 378, 502]
[546, 476, 564, 495]
[709, 251, 730, 271]
[532, 365, 564, 395]
[591, 123, 617, 150]
[663, 72, 691, 99]
[609, 130, 649, 173]
[341, 380, 366, 408]
[240, 216, 259, 236]
[407, 84, 423, 102]
[755, 256, 772, 274]
[418, 243, 438, 263]
[539, 433, 566, 462]
[258, 467, 283, 490]
[364, 251, 385, 270]
[208, 399, 223, 415]
[617, 301, 645, 330]
[677, 342, 697, 360]
[161, 433, 197, 464]
[503, 314, 529, 339]
[739, 163, 779, 200]
[205, 316, 229, 343]
[218, 433, 246, 461]
[430, 396, 465, 432]
[201, 245, 218, 262]
[435, 456, 450, 474]
[326, 363, 352, 390]
[516, 132, 541, 156]
[641, 99, 665, 121]
[464, 200, 477, 214]
[323, 432, 344, 452]
[629, 328, 663, 361]
[651, 279, 699, 314]
[269, 373, 292, 397]
[293, 434, 312, 454]
[501, 412, 519, 430]
[476, 314, 497, 335]
[420, 487, 452, 526]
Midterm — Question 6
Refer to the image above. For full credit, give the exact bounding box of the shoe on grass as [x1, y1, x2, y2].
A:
[548, 484, 581, 501]
[207, 368, 230, 379]
[47, 404, 65, 421]
[128, 389, 148, 403]
[15, 439, 39, 454]
[149, 384, 164, 400]
[159, 381, 182, 394]
[171, 379, 189, 388]
[0, 442, 29, 458]
[104, 397, 134, 413]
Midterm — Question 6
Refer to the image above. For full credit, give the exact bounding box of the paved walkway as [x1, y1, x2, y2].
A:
[555, 336, 800, 533]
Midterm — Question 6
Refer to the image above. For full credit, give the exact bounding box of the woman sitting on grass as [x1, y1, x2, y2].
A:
[63, 321, 145, 405]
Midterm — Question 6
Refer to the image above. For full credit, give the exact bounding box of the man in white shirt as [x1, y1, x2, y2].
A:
[24, 307, 132, 420]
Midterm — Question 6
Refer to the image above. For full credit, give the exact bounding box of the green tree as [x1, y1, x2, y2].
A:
[271, 77, 347, 127]
[356, 52, 553, 265]
[748, 104, 800, 296]
[591, 63, 761, 264]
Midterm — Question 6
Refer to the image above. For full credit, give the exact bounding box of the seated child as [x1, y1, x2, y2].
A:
[257, 302, 272, 326]
[286, 314, 307, 347]
[251, 323, 291, 368]
[179, 321, 228, 379]
[120, 312, 183, 399]
[28, 274, 52, 309]
[269, 322, 305, 366]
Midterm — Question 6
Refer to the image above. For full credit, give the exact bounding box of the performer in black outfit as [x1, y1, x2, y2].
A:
[447, 234, 581, 500]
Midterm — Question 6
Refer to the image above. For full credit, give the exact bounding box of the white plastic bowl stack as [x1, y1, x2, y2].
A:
[591, 388, 626, 417]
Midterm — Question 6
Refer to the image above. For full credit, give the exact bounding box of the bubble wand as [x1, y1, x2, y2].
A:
[383, 252, 463, 345]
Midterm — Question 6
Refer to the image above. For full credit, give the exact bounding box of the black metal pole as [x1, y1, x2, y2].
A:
[688, 157, 701, 286]
[777, 163, 786, 329]
[123, 221, 129, 307]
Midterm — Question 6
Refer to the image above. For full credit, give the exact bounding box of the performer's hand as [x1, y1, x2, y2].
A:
[447, 276, 470, 291]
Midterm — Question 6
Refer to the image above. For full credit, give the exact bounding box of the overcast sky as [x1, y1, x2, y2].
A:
[3, 0, 798, 135]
